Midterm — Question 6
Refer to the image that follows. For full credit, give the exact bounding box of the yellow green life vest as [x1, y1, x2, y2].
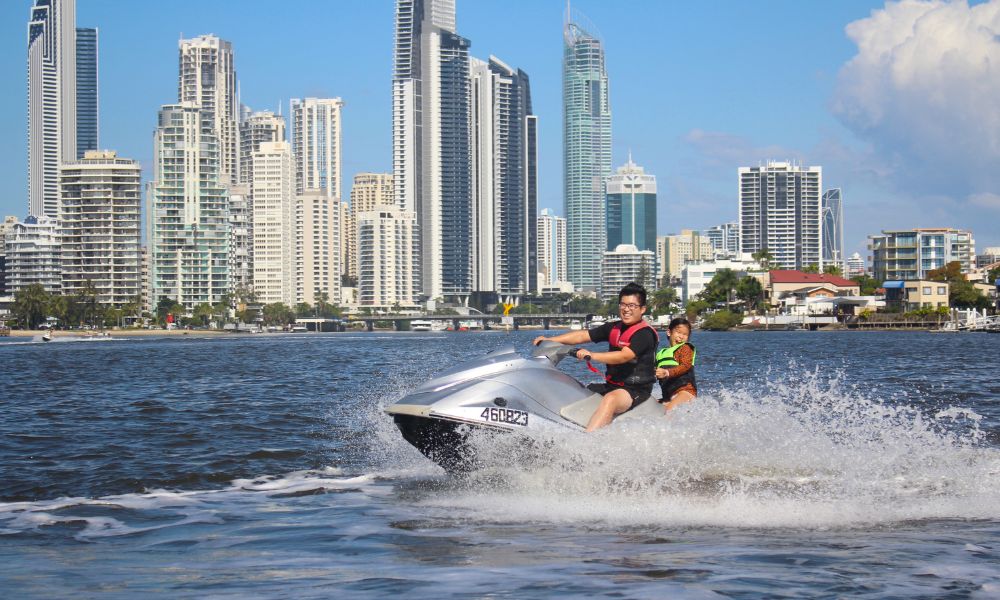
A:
[655, 342, 696, 368]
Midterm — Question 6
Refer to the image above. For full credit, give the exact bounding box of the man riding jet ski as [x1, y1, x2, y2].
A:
[384, 283, 662, 472]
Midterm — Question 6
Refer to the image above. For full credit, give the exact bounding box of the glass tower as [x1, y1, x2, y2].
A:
[821, 188, 844, 270]
[605, 155, 656, 253]
[75, 27, 98, 157]
[563, 11, 611, 292]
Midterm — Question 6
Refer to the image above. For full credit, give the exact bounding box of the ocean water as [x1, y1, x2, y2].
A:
[1, 330, 999, 598]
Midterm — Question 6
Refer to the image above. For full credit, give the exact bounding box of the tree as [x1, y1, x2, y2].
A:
[927, 261, 963, 283]
[988, 266, 1000, 285]
[567, 295, 604, 315]
[295, 302, 313, 318]
[13, 284, 51, 329]
[47, 294, 70, 325]
[650, 286, 678, 316]
[700, 268, 740, 305]
[262, 303, 295, 326]
[156, 297, 185, 326]
[927, 261, 989, 309]
[193, 303, 215, 327]
[702, 309, 743, 331]
[823, 264, 843, 276]
[852, 275, 882, 296]
[685, 299, 710, 319]
[735, 276, 764, 311]
[802, 263, 820, 274]
[752, 249, 775, 271]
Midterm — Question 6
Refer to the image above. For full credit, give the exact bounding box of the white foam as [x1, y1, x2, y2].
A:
[395, 369, 1000, 529]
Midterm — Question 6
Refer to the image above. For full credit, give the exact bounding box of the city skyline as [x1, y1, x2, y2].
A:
[3, 0, 1000, 255]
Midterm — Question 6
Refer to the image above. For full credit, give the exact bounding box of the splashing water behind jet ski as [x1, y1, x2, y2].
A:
[384, 341, 663, 471]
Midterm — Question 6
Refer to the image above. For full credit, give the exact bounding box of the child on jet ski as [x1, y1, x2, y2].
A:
[532, 282, 658, 431]
[655, 317, 697, 411]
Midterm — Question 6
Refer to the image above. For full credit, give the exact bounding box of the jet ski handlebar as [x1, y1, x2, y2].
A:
[531, 340, 579, 366]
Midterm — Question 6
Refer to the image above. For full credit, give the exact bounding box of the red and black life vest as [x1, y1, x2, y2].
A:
[603, 320, 657, 387]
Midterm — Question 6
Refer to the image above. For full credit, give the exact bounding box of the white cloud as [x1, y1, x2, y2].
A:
[832, 0, 1000, 195]
[969, 192, 1000, 210]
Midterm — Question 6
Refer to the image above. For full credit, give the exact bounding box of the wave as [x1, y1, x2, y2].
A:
[371, 368, 1000, 529]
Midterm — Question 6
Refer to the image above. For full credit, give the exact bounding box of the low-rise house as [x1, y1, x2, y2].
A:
[883, 280, 950, 311]
[767, 271, 859, 305]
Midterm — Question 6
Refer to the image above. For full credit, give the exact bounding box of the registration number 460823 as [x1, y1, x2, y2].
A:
[480, 407, 528, 427]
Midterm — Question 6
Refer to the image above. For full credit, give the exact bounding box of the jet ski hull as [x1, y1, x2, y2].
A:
[391, 413, 500, 473]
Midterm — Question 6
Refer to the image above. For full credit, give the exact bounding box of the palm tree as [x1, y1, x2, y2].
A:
[13, 284, 51, 329]
[752, 249, 775, 271]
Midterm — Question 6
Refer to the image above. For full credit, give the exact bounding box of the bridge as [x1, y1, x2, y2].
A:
[348, 313, 597, 332]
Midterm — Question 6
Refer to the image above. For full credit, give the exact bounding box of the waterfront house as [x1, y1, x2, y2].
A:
[883, 280, 950, 311]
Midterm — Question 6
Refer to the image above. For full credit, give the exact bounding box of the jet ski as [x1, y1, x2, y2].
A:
[384, 341, 663, 471]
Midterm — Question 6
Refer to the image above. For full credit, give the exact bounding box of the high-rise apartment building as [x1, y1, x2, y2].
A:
[349, 173, 394, 280]
[290, 98, 343, 198]
[251, 141, 296, 306]
[600, 244, 655, 303]
[27, 0, 77, 218]
[657, 230, 715, 282]
[393, 0, 473, 302]
[227, 184, 253, 298]
[822, 188, 845, 271]
[869, 228, 975, 281]
[705, 222, 740, 258]
[296, 191, 340, 306]
[470, 56, 537, 300]
[738, 161, 823, 270]
[75, 27, 98, 157]
[606, 155, 656, 253]
[563, 10, 611, 291]
[357, 206, 418, 308]
[178, 35, 238, 185]
[148, 103, 230, 309]
[239, 110, 286, 188]
[537, 208, 567, 289]
[59, 151, 141, 306]
[3, 216, 62, 294]
[846, 252, 865, 277]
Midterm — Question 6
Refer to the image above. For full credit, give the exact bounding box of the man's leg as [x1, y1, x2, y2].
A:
[585, 388, 633, 432]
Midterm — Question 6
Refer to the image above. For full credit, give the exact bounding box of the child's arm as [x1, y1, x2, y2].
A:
[660, 345, 694, 379]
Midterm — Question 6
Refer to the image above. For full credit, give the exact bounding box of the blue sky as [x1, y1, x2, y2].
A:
[3, 0, 999, 255]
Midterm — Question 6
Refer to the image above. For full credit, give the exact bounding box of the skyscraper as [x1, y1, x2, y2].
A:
[536, 208, 567, 289]
[704, 222, 740, 258]
[563, 10, 611, 291]
[75, 27, 98, 157]
[3, 216, 62, 294]
[357, 205, 417, 308]
[606, 155, 656, 253]
[393, 0, 473, 303]
[738, 161, 823, 270]
[239, 110, 286, 187]
[469, 55, 536, 301]
[822, 188, 845, 271]
[60, 151, 141, 306]
[27, 0, 77, 218]
[178, 35, 238, 185]
[148, 103, 230, 309]
[290, 98, 343, 198]
[349, 173, 395, 280]
[296, 191, 341, 306]
[251, 141, 295, 306]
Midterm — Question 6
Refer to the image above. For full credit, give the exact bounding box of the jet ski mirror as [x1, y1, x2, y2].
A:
[531, 340, 576, 366]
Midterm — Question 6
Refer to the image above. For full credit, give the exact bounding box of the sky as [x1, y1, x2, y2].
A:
[2, 0, 999, 256]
